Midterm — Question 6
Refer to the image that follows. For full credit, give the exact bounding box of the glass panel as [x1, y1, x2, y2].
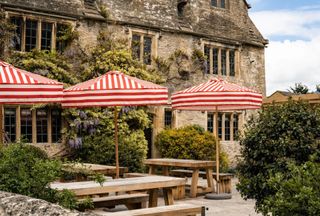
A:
[213, 48, 219, 75]
[143, 36, 152, 65]
[207, 113, 214, 133]
[221, 49, 227, 76]
[4, 108, 16, 143]
[21, 109, 32, 142]
[211, 0, 218, 7]
[218, 113, 222, 139]
[56, 24, 68, 53]
[131, 34, 141, 61]
[41, 22, 52, 50]
[25, 19, 38, 52]
[164, 109, 172, 128]
[10, 17, 23, 51]
[36, 109, 48, 143]
[229, 50, 235, 76]
[221, 0, 226, 8]
[51, 109, 62, 143]
[225, 113, 231, 141]
[233, 114, 239, 140]
[204, 45, 210, 74]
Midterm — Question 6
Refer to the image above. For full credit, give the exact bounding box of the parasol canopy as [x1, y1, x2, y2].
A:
[0, 60, 63, 104]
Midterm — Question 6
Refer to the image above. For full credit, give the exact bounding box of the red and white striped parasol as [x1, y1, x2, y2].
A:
[0, 60, 63, 104]
[63, 71, 168, 178]
[172, 78, 262, 110]
[63, 71, 168, 107]
[172, 78, 262, 197]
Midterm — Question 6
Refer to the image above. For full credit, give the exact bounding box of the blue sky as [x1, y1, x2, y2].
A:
[247, 0, 320, 95]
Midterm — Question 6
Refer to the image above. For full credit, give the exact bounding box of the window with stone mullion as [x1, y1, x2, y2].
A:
[10, 17, 23, 51]
[21, 109, 32, 143]
[36, 109, 48, 143]
[143, 36, 152, 65]
[25, 19, 38, 52]
[229, 50, 235, 76]
[204, 45, 210, 74]
[41, 22, 53, 50]
[4, 108, 16, 143]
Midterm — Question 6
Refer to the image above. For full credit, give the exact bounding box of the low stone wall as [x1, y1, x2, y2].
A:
[0, 191, 96, 216]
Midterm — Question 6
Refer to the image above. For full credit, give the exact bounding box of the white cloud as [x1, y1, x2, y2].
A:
[249, 8, 320, 95]
[266, 38, 320, 95]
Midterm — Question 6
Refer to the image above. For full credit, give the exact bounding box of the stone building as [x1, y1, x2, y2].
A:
[0, 0, 267, 165]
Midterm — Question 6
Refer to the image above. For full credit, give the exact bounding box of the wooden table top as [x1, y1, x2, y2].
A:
[62, 163, 128, 175]
[51, 176, 186, 196]
[144, 158, 215, 168]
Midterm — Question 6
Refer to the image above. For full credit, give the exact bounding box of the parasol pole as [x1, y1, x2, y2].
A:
[214, 106, 220, 194]
[114, 107, 119, 179]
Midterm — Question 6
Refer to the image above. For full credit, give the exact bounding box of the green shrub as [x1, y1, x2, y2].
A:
[262, 159, 320, 216]
[0, 142, 79, 209]
[237, 100, 320, 214]
[155, 125, 228, 170]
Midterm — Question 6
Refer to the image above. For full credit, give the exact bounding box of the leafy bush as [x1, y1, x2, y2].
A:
[0, 142, 79, 209]
[69, 108, 149, 172]
[261, 159, 320, 216]
[155, 125, 228, 169]
[237, 100, 320, 214]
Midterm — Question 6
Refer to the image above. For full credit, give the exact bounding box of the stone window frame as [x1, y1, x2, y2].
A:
[164, 108, 173, 128]
[211, 0, 229, 9]
[207, 112, 242, 142]
[129, 28, 159, 65]
[8, 12, 73, 52]
[202, 41, 240, 77]
[2, 105, 62, 145]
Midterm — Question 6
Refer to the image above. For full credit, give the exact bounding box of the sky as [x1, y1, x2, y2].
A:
[247, 0, 320, 96]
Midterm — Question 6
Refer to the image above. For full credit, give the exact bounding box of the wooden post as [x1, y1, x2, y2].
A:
[214, 107, 220, 194]
[0, 105, 3, 145]
[114, 107, 119, 179]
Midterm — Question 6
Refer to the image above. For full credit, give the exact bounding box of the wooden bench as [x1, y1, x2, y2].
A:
[124, 173, 186, 200]
[78, 193, 149, 210]
[170, 169, 234, 193]
[91, 203, 204, 216]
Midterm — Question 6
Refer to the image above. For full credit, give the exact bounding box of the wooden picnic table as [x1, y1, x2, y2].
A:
[51, 175, 186, 207]
[62, 163, 128, 179]
[144, 158, 215, 198]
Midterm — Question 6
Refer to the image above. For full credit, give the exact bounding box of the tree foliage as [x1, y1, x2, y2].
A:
[155, 125, 229, 170]
[289, 83, 309, 94]
[237, 100, 320, 214]
[261, 159, 320, 216]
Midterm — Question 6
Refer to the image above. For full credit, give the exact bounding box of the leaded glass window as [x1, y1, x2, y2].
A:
[204, 45, 210, 74]
[213, 48, 219, 75]
[143, 36, 152, 65]
[21, 109, 32, 142]
[164, 109, 172, 128]
[225, 113, 231, 141]
[221, 49, 227, 76]
[25, 19, 37, 52]
[52, 109, 62, 143]
[211, 0, 218, 7]
[218, 113, 222, 139]
[41, 22, 52, 50]
[36, 109, 48, 143]
[207, 113, 214, 133]
[233, 114, 239, 140]
[131, 34, 141, 61]
[221, 0, 226, 8]
[229, 50, 235, 76]
[56, 24, 68, 53]
[4, 108, 16, 143]
[10, 17, 23, 51]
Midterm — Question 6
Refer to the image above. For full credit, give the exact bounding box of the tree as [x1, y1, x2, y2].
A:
[237, 100, 320, 214]
[289, 83, 309, 94]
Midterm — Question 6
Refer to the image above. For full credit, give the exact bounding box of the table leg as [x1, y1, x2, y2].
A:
[163, 188, 174, 205]
[149, 166, 156, 175]
[162, 166, 169, 176]
[190, 169, 199, 198]
[148, 189, 158, 207]
[206, 168, 215, 193]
